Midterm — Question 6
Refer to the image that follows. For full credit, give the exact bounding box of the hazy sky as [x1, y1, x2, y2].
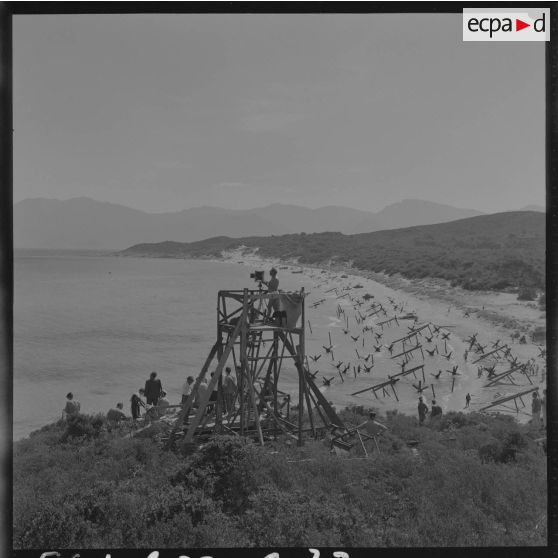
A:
[14, 13, 545, 213]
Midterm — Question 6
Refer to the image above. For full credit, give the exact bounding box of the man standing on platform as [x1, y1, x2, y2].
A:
[264, 268, 280, 318]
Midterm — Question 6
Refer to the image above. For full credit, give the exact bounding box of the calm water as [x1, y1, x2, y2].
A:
[14, 251, 310, 439]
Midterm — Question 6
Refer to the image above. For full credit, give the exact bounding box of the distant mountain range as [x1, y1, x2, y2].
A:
[14, 196, 539, 250]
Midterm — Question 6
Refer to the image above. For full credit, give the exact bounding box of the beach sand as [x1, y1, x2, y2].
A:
[220, 249, 546, 424]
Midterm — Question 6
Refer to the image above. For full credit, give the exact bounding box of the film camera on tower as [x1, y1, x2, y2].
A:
[250, 269, 266, 289]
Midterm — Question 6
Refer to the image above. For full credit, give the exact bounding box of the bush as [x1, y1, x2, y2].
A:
[518, 287, 537, 301]
[61, 413, 107, 441]
[13, 410, 547, 548]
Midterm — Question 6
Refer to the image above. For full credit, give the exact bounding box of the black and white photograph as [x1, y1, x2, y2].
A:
[10, 6, 549, 551]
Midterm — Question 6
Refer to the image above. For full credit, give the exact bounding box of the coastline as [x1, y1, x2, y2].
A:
[215, 248, 546, 422]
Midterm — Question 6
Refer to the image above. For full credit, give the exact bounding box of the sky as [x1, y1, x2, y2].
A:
[13, 13, 545, 213]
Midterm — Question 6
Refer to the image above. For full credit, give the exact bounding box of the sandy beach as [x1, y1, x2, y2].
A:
[219, 249, 546, 424]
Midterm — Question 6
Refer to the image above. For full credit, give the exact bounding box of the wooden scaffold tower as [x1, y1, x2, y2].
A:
[166, 287, 345, 451]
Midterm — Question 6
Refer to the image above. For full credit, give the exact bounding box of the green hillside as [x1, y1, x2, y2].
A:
[121, 211, 545, 292]
[14, 409, 546, 548]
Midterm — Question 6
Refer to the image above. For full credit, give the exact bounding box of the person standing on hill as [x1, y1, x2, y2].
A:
[130, 389, 146, 420]
[430, 400, 443, 419]
[182, 376, 195, 404]
[532, 391, 542, 428]
[362, 411, 387, 437]
[207, 372, 219, 414]
[223, 366, 237, 414]
[62, 392, 81, 419]
[195, 378, 208, 409]
[465, 393, 471, 408]
[417, 397, 429, 425]
[144, 371, 163, 406]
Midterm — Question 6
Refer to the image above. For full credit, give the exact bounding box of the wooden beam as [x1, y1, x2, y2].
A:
[484, 364, 527, 387]
[479, 387, 539, 412]
[166, 341, 220, 448]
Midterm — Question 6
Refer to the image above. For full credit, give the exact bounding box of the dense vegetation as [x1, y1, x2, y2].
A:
[14, 409, 546, 548]
[121, 211, 545, 292]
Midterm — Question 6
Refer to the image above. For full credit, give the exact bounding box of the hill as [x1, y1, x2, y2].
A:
[121, 211, 545, 292]
[14, 197, 485, 250]
[13, 409, 546, 548]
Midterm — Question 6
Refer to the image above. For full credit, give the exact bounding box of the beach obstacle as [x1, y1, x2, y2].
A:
[390, 343, 424, 362]
[389, 364, 426, 383]
[350, 377, 400, 401]
[377, 316, 400, 329]
[484, 364, 532, 387]
[479, 387, 539, 415]
[472, 344, 509, 364]
[166, 287, 345, 451]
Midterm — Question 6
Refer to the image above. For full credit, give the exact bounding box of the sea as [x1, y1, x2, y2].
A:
[13, 250, 312, 440]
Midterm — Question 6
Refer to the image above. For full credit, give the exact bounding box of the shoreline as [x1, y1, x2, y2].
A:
[216, 248, 546, 423]
[16, 250, 546, 439]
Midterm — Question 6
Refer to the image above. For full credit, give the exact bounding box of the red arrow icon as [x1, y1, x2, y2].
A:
[516, 18, 530, 31]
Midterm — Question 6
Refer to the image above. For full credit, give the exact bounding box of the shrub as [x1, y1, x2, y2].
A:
[61, 413, 107, 441]
[518, 287, 537, 301]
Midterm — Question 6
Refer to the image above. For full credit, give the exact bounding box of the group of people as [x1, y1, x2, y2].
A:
[417, 396, 443, 425]
[62, 365, 242, 429]
[181, 366, 238, 416]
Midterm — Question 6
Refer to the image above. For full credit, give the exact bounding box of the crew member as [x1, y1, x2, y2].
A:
[62, 392, 81, 419]
[144, 371, 163, 406]
[532, 391, 542, 428]
[264, 268, 280, 317]
[418, 396, 429, 425]
[130, 389, 146, 420]
[107, 402, 127, 423]
[223, 367, 237, 414]
[182, 376, 195, 404]
[430, 400, 443, 419]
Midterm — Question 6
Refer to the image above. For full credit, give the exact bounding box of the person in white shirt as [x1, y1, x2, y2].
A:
[223, 367, 237, 414]
[182, 376, 194, 404]
[195, 378, 208, 409]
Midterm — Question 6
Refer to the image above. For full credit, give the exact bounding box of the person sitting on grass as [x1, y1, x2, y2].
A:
[107, 402, 128, 423]
[157, 391, 170, 416]
[62, 392, 81, 420]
